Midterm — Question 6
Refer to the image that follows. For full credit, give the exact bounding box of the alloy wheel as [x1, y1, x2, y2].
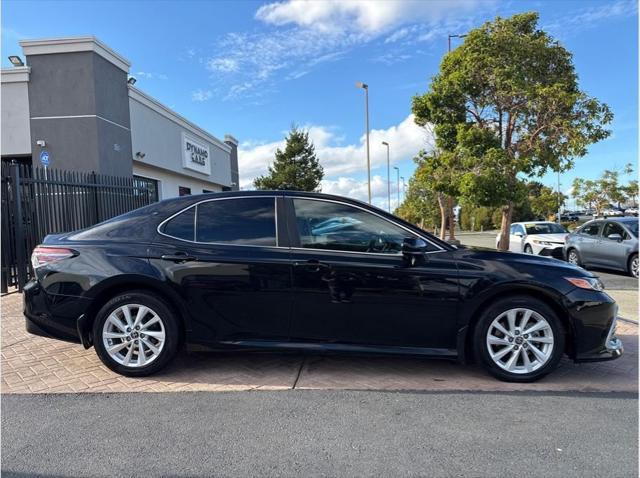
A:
[102, 304, 166, 367]
[486, 308, 554, 374]
[632, 256, 639, 279]
[568, 250, 579, 265]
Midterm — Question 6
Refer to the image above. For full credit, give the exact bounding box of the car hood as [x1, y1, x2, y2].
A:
[451, 246, 594, 276]
[527, 233, 567, 243]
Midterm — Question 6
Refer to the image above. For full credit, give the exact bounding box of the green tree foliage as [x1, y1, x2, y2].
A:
[572, 164, 635, 214]
[412, 12, 612, 250]
[254, 126, 324, 191]
[527, 181, 566, 220]
[395, 164, 441, 231]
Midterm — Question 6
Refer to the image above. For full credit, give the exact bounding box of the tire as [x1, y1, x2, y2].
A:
[473, 296, 565, 382]
[629, 254, 639, 279]
[567, 248, 581, 267]
[524, 244, 533, 254]
[93, 291, 180, 377]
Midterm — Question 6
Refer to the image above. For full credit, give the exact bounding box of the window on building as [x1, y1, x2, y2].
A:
[133, 175, 159, 202]
[179, 186, 191, 197]
[161, 206, 195, 241]
[196, 197, 276, 246]
[292, 198, 429, 254]
[202, 189, 213, 194]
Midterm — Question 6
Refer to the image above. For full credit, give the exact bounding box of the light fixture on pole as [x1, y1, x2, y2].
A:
[382, 141, 390, 212]
[356, 81, 371, 204]
[393, 166, 400, 209]
[8, 55, 24, 67]
[448, 34, 467, 53]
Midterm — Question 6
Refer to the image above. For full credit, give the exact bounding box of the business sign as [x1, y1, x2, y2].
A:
[182, 133, 211, 175]
[40, 150, 50, 166]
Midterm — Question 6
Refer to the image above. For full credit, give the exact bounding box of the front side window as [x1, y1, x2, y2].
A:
[292, 198, 432, 254]
[580, 222, 601, 236]
[602, 222, 630, 240]
[196, 197, 276, 246]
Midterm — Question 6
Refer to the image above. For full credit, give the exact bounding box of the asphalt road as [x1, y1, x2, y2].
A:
[457, 232, 638, 290]
[2, 391, 637, 477]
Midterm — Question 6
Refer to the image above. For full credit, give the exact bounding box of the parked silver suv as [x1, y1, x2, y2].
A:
[564, 218, 639, 278]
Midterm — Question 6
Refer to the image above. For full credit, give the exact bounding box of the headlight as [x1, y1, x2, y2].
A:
[565, 277, 604, 291]
[532, 240, 552, 246]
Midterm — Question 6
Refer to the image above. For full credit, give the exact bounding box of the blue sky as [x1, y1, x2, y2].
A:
[2, 0, 637, 209]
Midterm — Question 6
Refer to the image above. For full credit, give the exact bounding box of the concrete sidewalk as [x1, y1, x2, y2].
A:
[608, 289, 639, 323]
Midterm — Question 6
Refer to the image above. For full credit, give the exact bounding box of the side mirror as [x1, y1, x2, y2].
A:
[607, 233, 623, 242]
[402, 237, 428, 265]
[514, 232, 524, 238]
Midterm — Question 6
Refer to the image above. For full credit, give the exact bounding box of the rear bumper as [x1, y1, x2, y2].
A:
[23, 279, 90, 344]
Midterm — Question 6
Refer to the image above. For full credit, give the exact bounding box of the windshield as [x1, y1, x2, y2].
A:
[524, 223, 567, 235]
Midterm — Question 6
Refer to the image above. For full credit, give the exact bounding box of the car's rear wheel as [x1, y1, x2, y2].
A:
[93, 291, 179, 376]
[474, 296, 565, 382]
[567, 248, 581, 266]
[524, 244, 533, 254]
[629, 254, 639, 279]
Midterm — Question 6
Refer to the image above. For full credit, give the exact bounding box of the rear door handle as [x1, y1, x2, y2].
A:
[294, 259, 330, 272]
[161, 253, 196, 263]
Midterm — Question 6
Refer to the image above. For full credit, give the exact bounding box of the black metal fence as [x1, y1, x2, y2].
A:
[1, 162, 158, 292]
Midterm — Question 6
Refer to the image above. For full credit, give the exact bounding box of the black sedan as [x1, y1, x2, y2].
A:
[24, 191, 623, 382]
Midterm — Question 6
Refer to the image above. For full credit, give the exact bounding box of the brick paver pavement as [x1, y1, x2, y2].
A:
[1, 293, 637, 394]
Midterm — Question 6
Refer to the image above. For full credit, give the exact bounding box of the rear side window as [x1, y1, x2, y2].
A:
[196, 197, 276, 246]
[162, 207, 195, 241]
[580, 223, 601, 236]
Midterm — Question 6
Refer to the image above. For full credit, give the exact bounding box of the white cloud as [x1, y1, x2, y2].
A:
[191, 89, 213, 102]
[207, 58, 239, 73]
[255, 0, 483, 34]
[238, 114, 433, 190]
[321, 175, 404, 211]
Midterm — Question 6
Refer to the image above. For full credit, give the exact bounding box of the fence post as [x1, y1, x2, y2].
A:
[91, 171, 100, 223]
[10, 163, 27, 291]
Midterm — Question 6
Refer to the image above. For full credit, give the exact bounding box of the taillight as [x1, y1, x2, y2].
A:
[31, 247, 76, 269]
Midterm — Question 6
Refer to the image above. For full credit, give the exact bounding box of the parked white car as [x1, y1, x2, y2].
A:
[602, 208, 624, 217]
[496, 221, 568, 259]
[624, 207, 638, 216]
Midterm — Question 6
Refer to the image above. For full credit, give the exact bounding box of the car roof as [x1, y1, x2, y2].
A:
[511, 221, 557, 225]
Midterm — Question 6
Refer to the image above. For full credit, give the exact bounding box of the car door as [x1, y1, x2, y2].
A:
[576, 221, 602, 266]
[285, 197, 459, 352]
[509, 224, 525, 252]
[599, 221, 632, 269]
[148, 195, 293, 345]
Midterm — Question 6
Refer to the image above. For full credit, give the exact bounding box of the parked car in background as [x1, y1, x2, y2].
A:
[602, 208, 624, 218]
[496, 221, 568, 259]
[565, 217, 639, 278]
[624, 207, 638, 216]
[24, 191, 622, 383]
[560, 212, 579, 222]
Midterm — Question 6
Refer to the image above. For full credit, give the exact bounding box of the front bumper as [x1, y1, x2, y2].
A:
[537, 245, 565, 259]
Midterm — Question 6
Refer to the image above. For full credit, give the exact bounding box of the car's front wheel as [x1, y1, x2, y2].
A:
[567, 248, 581, 267]
[474, 296, 565, 382]
[93, 291, 180, 376]
[524, 244, 533, 254]
[629, 254, 639, 279]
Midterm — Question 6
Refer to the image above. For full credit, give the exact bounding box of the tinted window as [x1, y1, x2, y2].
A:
[292, 198, 431, 254]
[524, 223, 567, 235]
[602, 222, 630, 240]
[628, 221, 639, 237]
[580, 223, 601, 236]
[162, 207, 195, 241]
[196, 197, 276, 246]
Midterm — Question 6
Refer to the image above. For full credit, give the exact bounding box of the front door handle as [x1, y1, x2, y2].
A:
[161, 253, 196, 263]
[294, 259, 330, 273]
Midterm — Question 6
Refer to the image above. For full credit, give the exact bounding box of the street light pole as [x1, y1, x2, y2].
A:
[557, 169, 561, 224]
[356, 82, 371, 204]
[448, 34, 467, 53]
[382, 141, 390, 212]
[393, 166, 400, 209]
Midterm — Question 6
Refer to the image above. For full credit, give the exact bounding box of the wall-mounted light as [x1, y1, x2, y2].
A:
[36, 140, 46, 147]
[135, 151, 146, 159]
[127, 76, 137, 85]
[8, 55, 24, 67]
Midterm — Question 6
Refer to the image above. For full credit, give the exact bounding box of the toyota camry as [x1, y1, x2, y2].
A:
[24, 191, 623, 382]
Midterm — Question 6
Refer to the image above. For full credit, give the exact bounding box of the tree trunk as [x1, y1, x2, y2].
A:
[497, 202, 513, 251]
[437, 193, 447, 240]
[447, 196, 456, 241]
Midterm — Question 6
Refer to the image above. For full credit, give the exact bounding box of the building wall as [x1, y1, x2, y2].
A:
[129, 88, 232, 190]
[1, 68, 32, 157]
[25, 51, 132, 176]
[132, 161, 223, 200]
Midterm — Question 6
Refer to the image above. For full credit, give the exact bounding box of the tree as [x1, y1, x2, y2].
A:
[527, 181, 566, 220]
[573, 163, 634, 214]
[395, 167, 441, 230]
[254, 126, 324, 191]
[413, 12, 612, 250]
